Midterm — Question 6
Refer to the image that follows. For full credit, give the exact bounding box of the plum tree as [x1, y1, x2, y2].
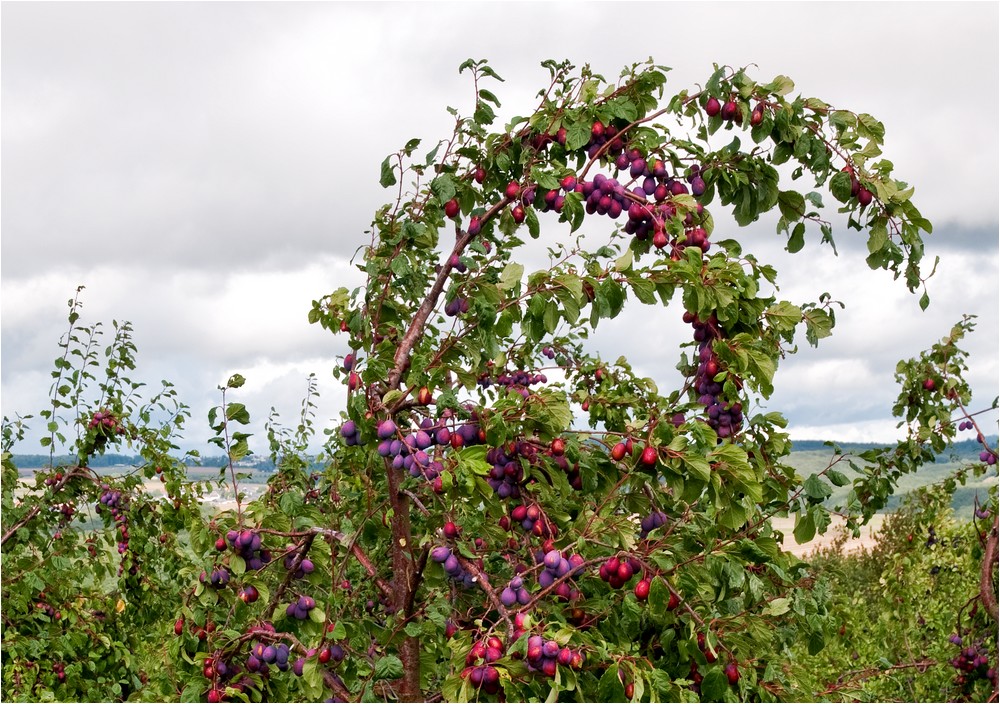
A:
[296, 57, 940, 702]
[2, 58, 996, 704]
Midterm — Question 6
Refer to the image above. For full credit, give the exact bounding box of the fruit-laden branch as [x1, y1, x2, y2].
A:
[981, 514, 998, 622]
[454, 554, 515, 643]
[1, 505, 43, 548]
[1, 466, 95, 547]
[320, 670, 352, 703]
[236, 627, 353, 702]
[263, 533, 316, 621]
[264, 527, 393, 601]
[821, 658, 937, 696]
[386, 196, 512, 396]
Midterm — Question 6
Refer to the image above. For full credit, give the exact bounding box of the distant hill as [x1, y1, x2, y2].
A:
[788, 436, 996, 459]
[9, 452, 279, 472]
[11, 437, 996, 515]
[784, 437, 997, 517]
[11, 437, 996, 471]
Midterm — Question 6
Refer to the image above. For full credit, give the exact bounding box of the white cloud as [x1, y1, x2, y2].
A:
[2, 2, 998, 454]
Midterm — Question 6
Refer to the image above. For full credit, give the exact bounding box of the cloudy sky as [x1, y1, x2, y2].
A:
[2, 2, 997, 457]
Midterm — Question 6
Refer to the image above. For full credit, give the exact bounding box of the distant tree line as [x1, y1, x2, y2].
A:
[12, 437, 994, 474]
[11, 452, 279, 472]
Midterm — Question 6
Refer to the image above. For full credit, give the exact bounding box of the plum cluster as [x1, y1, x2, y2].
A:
[430, 545, 475, 589]
[598, 555, 642, 589]
[285, 594, 316, 620]
[283, 549, 315, 579]
[339, 420, 362, 446]
[705, 96, 747, 125]
[52, 661, 66, 683]
[445, 296, 470, 317]
[841, 167, 874, 208]
[375, 417, 481, 485]
[204, 654, 235, 681]
[525, 635, 584, 678]
[979, 450, 997, 466]
[477, 369, 548, 400]
[52, 502, 75, 522]
[499, 575, 532, 607]
[948, 635, 997, 690]
[639, 510, 668, 539]
[200, 567, 230, 589]
[535, 548, 585, 601]
[43, 471, 65, 488]
[88, 408, 125, 434]
[683, 311, 744, 439]
[549, 452, 583, 491]
[507, 503, 554, 538]
[97, 486, 128, 550]
[485, 443, 528, 499]
[204, 656, 253, 704]
[227, 529, 273, 571]
[377, 419, 444, 481]
[520, 118, 717, 249]
[34, 599, 61, 621]
[248, 641, 292, 673]
[87, 408, 127, 453]
[97, 484, 136, 574]
[463, 635, 506, 695]
[318, 643, 346, 666]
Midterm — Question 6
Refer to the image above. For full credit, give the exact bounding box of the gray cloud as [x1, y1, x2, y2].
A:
[2, 2, 998, 452]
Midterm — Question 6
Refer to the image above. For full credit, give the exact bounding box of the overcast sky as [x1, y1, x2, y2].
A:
[2, 1, 998, 457]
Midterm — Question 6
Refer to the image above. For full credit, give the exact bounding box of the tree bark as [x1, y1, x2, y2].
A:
[981, 514, 998, 622]
[386, 459, 421, 701]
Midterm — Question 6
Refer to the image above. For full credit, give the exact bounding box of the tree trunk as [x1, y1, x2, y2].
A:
[386, 459, 422, 701]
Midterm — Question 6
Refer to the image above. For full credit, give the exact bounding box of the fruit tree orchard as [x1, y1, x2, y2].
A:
[2, 59, 996, 703]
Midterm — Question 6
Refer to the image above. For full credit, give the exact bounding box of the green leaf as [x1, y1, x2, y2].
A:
[868, 219, 888, 254]
[648, 576, 670, 615]
[382, 389, 405, 408]
[225, 403, 250, 424]
[793, 510, 816, 544]
[430, 175, 457, 204]
[302, 659, 323, 700]
[684, 454, 711, 483]
[328, 621, 347, 640]
[777, 190, 806, 221]
[765, 301, 802, 333]
[763, 75, 795, 96]
[566, 121, 592, 152]
[379, 156, 397, 188]
[787, 222, 805, 253]
[700, 669, 728, 702]
[526, 207, 540, 239]
[598, 666, 626, 702]
[803, 473, 832, 502]
[827, 469, 850, 487]
[763, 597, 791, 616]
[803, 308, 833, 346]
[374, 654, 404, 680]
[830, 171, 854, 203]
[498, 262, 524, 291]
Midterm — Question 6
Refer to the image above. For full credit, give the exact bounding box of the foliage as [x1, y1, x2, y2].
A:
[2, 60, 996, 703]
[794, 478, 998, 701]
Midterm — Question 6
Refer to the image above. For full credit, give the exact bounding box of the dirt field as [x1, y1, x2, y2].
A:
[772, 514, 887, 557]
